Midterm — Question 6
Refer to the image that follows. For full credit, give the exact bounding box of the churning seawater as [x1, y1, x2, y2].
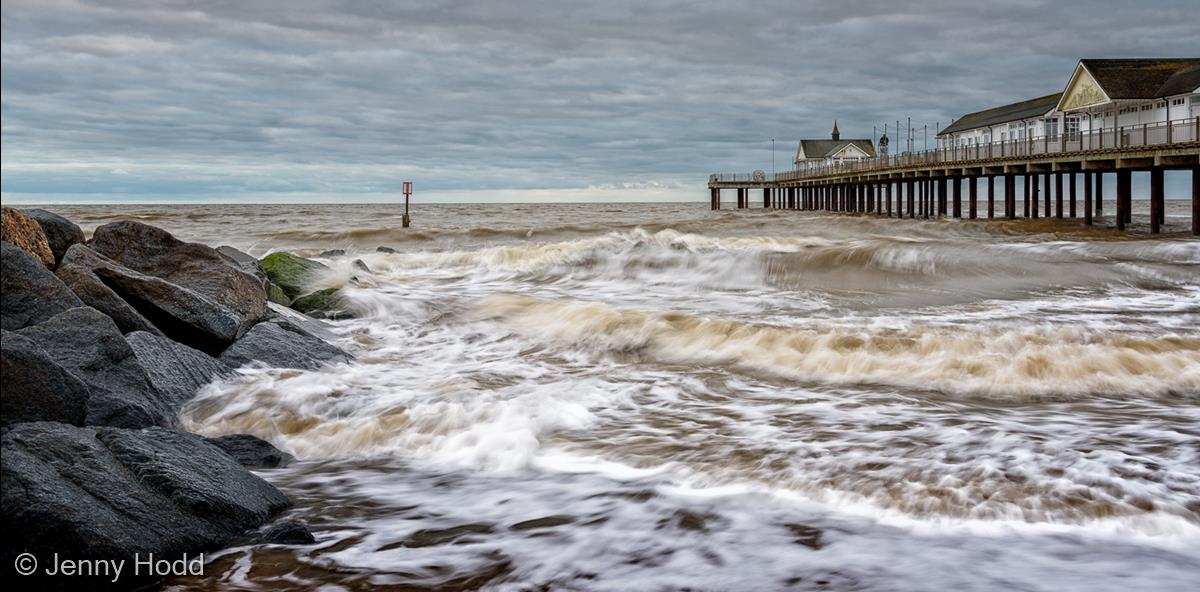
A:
[48, 202, 1200, 591]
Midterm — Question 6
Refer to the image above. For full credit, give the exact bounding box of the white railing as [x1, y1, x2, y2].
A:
[713, 117, 1199, 184]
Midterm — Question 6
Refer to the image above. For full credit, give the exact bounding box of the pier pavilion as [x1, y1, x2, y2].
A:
[708, 59, 1200, 235]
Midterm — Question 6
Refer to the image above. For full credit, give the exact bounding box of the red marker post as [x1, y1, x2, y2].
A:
[402, 181, 412, 228]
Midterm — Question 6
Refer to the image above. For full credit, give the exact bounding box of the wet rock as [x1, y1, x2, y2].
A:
[126, 331, 233, 409]
[0, 207, 55, 268]
[1, 331, 90, 426]
[352, 258, 372, 273]
[263, 301, 339, 341]
[90, 221, 267, 328]
[1, 241, 84, 331]
[259, 251, 328, 300]
[55, 249, 163, 335]
[21, 208, 84, 266]
[319, 249, 346, 258]
[260, 520, 315, 545]
[207, 434, 293, 469]
[376, 245, 398, 254]
[17, 307, 171, 429]
[217, 245, 270, 285]
[1, 422, 290, 590]
[266, 282, 292, 306]
[219, 321, 351, 370]
[61, 245, 243, 354]
[290, 287, 356, 320]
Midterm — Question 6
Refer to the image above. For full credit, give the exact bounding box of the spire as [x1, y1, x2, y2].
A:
[831, 120, 840, 141]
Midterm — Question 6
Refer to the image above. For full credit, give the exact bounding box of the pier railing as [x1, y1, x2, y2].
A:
[714, 117, 1200, 184]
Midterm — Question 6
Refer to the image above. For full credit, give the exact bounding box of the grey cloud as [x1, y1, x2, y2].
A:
[2, 0, 1197, 200]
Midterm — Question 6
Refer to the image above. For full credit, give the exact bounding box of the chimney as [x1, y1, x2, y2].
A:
[831, 120, 840, 141]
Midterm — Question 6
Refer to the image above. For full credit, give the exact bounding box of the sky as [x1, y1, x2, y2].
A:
[1, 0, 1197, 203]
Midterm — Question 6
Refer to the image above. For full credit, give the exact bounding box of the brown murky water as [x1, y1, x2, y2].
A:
[32, 202, 1200, 591]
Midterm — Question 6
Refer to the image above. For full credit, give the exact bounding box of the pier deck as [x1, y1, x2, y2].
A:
[709, 121, 1200, 235]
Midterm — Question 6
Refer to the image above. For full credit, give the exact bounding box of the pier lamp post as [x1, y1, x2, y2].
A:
[771, 138, 775, 178]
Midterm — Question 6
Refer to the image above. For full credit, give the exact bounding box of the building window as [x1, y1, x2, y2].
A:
[1172, 98, 1186, 106]
[1064, 116, 1079, 140]
[1045, 117, 1059, 140]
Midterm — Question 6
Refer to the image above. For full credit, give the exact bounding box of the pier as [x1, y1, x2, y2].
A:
[708, 119, 1200, 235]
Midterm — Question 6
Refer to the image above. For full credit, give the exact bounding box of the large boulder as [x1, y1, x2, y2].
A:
[62, 244, 243, 354]
[290, 287, 356, 320]
[21, 208, 84, 266]
[263, 301, 339, 341]
[90, 221, 267, 328]
[219, 321, 351, 370]
[1, 331, 91, 426]
[1, 241, 84, 331]
[56, 248, 163, 335]
[1, 422, 290, 590]
[125, 331, 233, 409]
[16, 307, 171, 429]
[206, 434, 294, 469]
[258, 251, 328, 300]
[0, 207, 54, 268]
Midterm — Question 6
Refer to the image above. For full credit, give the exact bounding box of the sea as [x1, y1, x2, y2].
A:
[36, 201, 1200, 591]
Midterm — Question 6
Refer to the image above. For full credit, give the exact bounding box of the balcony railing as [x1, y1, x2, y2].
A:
[713, 117, 1199, 184]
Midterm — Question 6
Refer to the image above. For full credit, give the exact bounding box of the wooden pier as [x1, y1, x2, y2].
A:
[709, 121, 1200, 235]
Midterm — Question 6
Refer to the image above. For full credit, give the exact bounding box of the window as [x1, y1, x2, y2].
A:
[1045, 116, 1059, 140]
[1172, 98, 1186, 106]
[1064, 116, 1079, 140]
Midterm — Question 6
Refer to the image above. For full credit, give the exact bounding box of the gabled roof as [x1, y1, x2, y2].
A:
[1079, 58, 1200, 99]
[937, 93, 1061, 137]
[796, 139, 875, 160]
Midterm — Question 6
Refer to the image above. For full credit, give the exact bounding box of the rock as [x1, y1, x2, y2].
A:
[263, 301, 339, 341]
[0, 207, 55, 268]
[17, 307, 172, 429]
[90, 221, 267, 328]
[126, 331, 233, 409]
[55, 251, 163, 335]
[219, 321, 351, 370]
[21, 208, 84, 266]
[217, 245, 269, 285]
[352, 258, 372, 273]
[267, 282, 292, 306]
[260, 520, 315, 545]
[376, 245, 398, 254]
[1, 241, 84, 331]
[319, 249, 346, 258]
[207, 434, 293, 469]
[62, 244, 244, 354]
[258, 251, 328, 300]
[1, 422, 290, 590]
[290, 287, 356, 320]
[1, 331, 90, 426]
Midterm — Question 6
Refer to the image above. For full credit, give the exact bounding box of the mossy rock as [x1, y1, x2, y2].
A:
[290, 287, 355, 320]
[259, 252, 328, 299]
[266, 282, 292, 306]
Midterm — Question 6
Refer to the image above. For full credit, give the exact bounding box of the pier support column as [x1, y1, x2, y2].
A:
[952, 177, 962, 218]
[987, 176, 995, 219]
[1043, 173, 1051, 219]
[886, 182, 893, 217]
[1005, 174, 1016, 219]
[1023, 175, 1031, 218]
[1055, 172, 1064, 219]
[763, 188, 771, 209]
[1069, 173, 1077, 218]
[710, 188, 719, 210]
[1150, 167, 1164, 234]
[1116, 169, 1131, 231]
[1095, 173, 1104, 218]
[1031, 174, 1040, 218]
[1193, 167, 1199, 236]
[907, 179, 916, 218]
[1084, 173, 1093, 226]
[968, 177, 977, 219]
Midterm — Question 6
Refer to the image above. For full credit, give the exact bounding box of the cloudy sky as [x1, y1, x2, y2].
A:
[2, 0, 1196, 203]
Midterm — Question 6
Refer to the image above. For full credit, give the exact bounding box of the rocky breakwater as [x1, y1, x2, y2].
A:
[0, 207, 353, 590]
